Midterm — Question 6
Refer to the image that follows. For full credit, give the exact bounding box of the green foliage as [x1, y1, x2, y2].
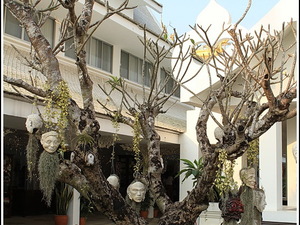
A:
[38, 151, 60, 206]
[132, 113, 142, 173]
[176, 158, 203, 186]
[55, 182, 73, 215]
[26, 134, 39, 181]
[247, 139, 259, 167]
[107, 75, 122, 89]
[80, 196, 95, 218]
[214, 149, 238, 196]
[176, 157, 223, 202]
[75, 132, 95, 147]
[43, 81, 70, 147]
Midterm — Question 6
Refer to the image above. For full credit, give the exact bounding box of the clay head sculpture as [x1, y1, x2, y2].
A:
[107, 174, 120, 190]
[25, 114, 43, 134]
[240, 167, 256, 189]
[127, 181, 146, 203]
[40, 131, 60, 153]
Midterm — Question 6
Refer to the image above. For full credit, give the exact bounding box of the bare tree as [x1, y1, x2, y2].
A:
[3, 0, 297, 225]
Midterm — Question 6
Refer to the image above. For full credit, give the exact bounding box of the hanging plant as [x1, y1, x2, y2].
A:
[247, 139, 259, 167]
[214, 149, 238, 196]
[26, 133, 40, 181]
[109, 112, 122, 174]
[132, 112, 142, 175]
[75, 132, 95, 151]
[43, 80, 71, 148]
[38, 151, 60, 206]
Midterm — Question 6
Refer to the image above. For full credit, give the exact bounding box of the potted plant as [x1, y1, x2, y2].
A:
[54, 182, 73, 225]
[79, 196, 95, 225]
[140, 191, 150, 218]
[153, 203, 160, 218]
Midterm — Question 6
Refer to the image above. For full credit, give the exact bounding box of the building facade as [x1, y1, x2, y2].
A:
[176, 0, 298, 224]
[2, 0, 192, 219]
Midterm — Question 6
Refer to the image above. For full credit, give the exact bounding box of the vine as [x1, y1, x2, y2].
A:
[132, 112, 142, 176]
[247, 139, 259, 167]
[43, 81, 70, 149]
[214, 149, 238, 196]
[109, 112, 121, 174]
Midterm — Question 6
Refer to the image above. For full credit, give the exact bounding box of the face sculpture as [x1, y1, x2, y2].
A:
[240, 167, 256, 189]
[127, 181, 146, 203]
[107, 174, 120, 190]
[221, 196, 244, 222]
[85, 153, 95, 166]
[25, 114, 43, 134]
[70, 152, 75, 162]
[253, 189, 266, 212]
[40, 131, 60, 153]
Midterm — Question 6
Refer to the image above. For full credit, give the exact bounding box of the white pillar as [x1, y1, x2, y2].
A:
[259, 122, 282, 211]
[178, 108, 201, 200]
[67, 188, 80, 225]
[112, 45, 121, 77]
[286, 117, 297, 208]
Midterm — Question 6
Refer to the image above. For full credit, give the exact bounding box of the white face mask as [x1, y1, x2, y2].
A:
[85, 153, 95, 166]
[40, 131, 60, 153]
[127, 181, 146, 202]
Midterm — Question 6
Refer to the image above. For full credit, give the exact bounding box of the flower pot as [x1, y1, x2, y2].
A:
[80, 217, 86, 225]
[154, 209, 160, 218]
[140, 210, 148, 219]
[54, 215, 68, 225]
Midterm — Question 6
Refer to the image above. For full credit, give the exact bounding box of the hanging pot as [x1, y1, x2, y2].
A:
[54, 215, 68, 225]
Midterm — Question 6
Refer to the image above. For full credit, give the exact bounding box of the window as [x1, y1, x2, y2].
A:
[4, 7, 55, 46]
[87, 38, 113, 73]
[120, 51, 152, 87]
[160, 69, 180, 98]
[65, 36, 113, 73]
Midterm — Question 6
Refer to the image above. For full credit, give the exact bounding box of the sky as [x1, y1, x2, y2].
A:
[155, 0, 281, 35]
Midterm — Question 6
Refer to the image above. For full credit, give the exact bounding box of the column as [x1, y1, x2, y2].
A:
[67, 188, 80, 225]
[259, 122, 282, 211]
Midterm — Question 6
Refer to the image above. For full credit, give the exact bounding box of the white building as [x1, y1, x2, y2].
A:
[176, 0, 298, 224]
[2, 0, 192, 220]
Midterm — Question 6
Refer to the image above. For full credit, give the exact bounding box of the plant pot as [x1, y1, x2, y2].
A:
[80, 217, 86, 225]
[140, 210, 148, 219]
[54, 215, 68, 225]
[154, 209, 160, 218]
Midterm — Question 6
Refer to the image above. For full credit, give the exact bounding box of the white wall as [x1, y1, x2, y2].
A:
[178, 108, 200, 200]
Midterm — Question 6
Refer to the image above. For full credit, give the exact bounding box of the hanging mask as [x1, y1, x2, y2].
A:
[70, 152, 75, 162]
[25, 114, 43, 134]
[85, 152, 95, 166]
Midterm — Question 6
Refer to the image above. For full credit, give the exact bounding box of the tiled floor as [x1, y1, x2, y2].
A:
[3, 213, 160, 225]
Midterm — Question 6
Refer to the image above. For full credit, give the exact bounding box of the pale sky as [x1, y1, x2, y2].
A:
[156, 0, 281, 35]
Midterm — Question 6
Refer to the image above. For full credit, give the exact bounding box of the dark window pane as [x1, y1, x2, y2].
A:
[102, 42, 112, 73]
[120, 51, 129, 79]
[5, 9, 22, 38]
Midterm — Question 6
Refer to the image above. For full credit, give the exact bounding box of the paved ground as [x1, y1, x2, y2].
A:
[3, 213, 160, 225]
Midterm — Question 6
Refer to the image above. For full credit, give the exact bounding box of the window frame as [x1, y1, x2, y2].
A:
[4, 6, 55, 46]
[120, 50, 152, 87]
